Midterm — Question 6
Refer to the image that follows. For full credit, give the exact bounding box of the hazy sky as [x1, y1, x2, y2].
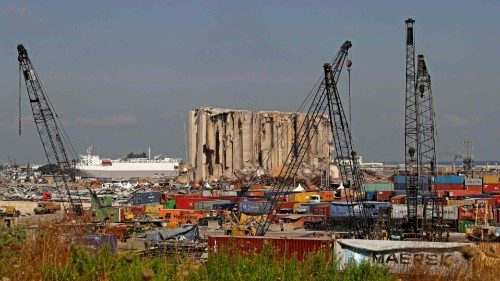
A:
[0, 1, 499, 164]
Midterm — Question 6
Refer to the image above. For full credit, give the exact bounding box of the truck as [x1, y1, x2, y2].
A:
[34, 202, 61, 214]
[0, 206, 21, 217]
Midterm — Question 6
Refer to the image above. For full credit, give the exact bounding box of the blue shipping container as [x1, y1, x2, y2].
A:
[435, 175, 464, 184]
[330, 202, 362, 218]
[394, 183, 406, 190]
[132, 192, 161, 205]
[365, 192, 376, 201]
[76, 234, 117, 253]
[239, 201, 271, 214]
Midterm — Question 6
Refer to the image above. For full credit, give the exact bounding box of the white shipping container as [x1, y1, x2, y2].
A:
[391, 204, 423, 219]
[464, 178, 482, 186]
[391, 204, 457, 220]
[425, 205, 458, 220]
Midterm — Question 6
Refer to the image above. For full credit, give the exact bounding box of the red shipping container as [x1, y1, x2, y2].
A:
[376, 191, 393, 202]
[391, 195, 405, 204]
[434, 184, 464, 191]
[279, 201, 296, 210]
[448, 190, 482, 197]
[483, 184, 500, 193]
[465, 185, 483, 192]
[435, 190, 446, 198]
[207, 235, 334, 261]
[459, 205, 494, 220]
[310, 203, 331, 216]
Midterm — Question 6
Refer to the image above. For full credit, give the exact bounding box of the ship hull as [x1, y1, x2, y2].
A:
[79, 168, 179, 179]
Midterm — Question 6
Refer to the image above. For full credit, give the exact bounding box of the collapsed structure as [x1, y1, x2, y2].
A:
[188, 107, 332, 181]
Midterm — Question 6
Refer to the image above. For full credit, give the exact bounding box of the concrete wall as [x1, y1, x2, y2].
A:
[188, 107, 332, 181]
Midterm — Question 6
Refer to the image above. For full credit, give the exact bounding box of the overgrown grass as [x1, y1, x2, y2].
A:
[1, 224, 497, 280]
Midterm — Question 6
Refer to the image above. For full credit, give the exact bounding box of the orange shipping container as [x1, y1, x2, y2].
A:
[465, 185, 482, 192]
[158, 209, 206, 224]
[319, 191, 335, 202]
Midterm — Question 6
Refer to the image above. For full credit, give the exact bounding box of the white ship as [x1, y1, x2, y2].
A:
[78, 146, 181, 179]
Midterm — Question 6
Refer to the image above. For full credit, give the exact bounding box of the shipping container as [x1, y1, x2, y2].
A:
[207, 235, 334, 261]
[458, 205, 494, 221]
[132, 192, 161, 205]
[465, 185, 482, 192]
[364, 183, 394, 192]
[239, 201, 272, 215]
[158, 209, 206, 224]
[364, 202, 391, 217]
[375, 191, 393, 202]
[394, 182, 406, 190]
[330, 202, 361, 218]
[319, 191, 335, 202]
[145, 204, 164, 215]
[435, 175, 464, 184]
[434, 184, 464, 191]
[165, 199, 176, 209]
[175, 197, 222, 210]
[447, 199, 475, 206]
[448, 190, 482, 197]
[391, 195, 405, 204]
[483, 184, 500, 193]
[365, 192, 376, 201]
[464, 178, 482, 186]
[194, 200, 231, 210]
[75, 234, 117, 253]
[310, 203, 331, 216]
[391, 204, 422, 219]
[482, 175, 500, 184]
[287, 192, 319, 203]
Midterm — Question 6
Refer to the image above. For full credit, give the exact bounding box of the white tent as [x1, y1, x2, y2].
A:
[293, 183, 305, 192]
[336, 183, 345, 190]
[204, 182, 212, 190]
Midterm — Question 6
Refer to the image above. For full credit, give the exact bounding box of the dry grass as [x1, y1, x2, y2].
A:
[1, 223, 498, 281]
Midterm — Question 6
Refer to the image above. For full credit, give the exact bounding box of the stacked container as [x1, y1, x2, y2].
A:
[464, 178, 482, 192]
[434, 175, 464, 191]
[483, 174, 500, 192]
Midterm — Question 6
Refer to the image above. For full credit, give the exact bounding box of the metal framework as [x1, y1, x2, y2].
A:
[256, 41, 371, 236]
[403, 20, 445, 241]
[17, 44, 82, 214]
[462, 139, 475, 177]
[404, 18, 420, 234]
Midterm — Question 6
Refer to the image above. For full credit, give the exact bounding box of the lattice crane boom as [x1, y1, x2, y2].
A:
[17, 44, 82, 214]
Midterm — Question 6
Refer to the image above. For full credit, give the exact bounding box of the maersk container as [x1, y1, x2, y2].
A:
[435, 175, 464, 184]
[132, 192, 161, 205]
[239, 201, 271, 214]
[464, 178, 482, 186]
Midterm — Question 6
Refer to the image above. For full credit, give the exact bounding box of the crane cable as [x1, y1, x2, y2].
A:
[18, 65, 22, 136]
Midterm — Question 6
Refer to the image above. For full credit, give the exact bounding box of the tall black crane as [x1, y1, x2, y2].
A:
[17, 44, 83, 215]
[256, 41, 371, 236]
[403, 20, 445, 240]
[404, 18, 420, 236]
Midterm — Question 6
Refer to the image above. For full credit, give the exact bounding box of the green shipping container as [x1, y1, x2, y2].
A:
[165, 199, 176, 209]
[458, 219, 496, 233]
[194, 200, 231, 210]
[91, 196, 113, 209]
[364, 183, 394, 192]
[91, 207, 120, 223]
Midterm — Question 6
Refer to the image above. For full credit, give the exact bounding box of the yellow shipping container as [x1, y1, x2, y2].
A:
[292, 203, 302, 212]
[446, 199, 475, 206]
[482, 175, 500, 184]
[290, 192, 319, 203]
[145, 204, 163, 214]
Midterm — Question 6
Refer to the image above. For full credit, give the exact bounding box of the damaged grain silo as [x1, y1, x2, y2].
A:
[188, 107, 332, 181]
